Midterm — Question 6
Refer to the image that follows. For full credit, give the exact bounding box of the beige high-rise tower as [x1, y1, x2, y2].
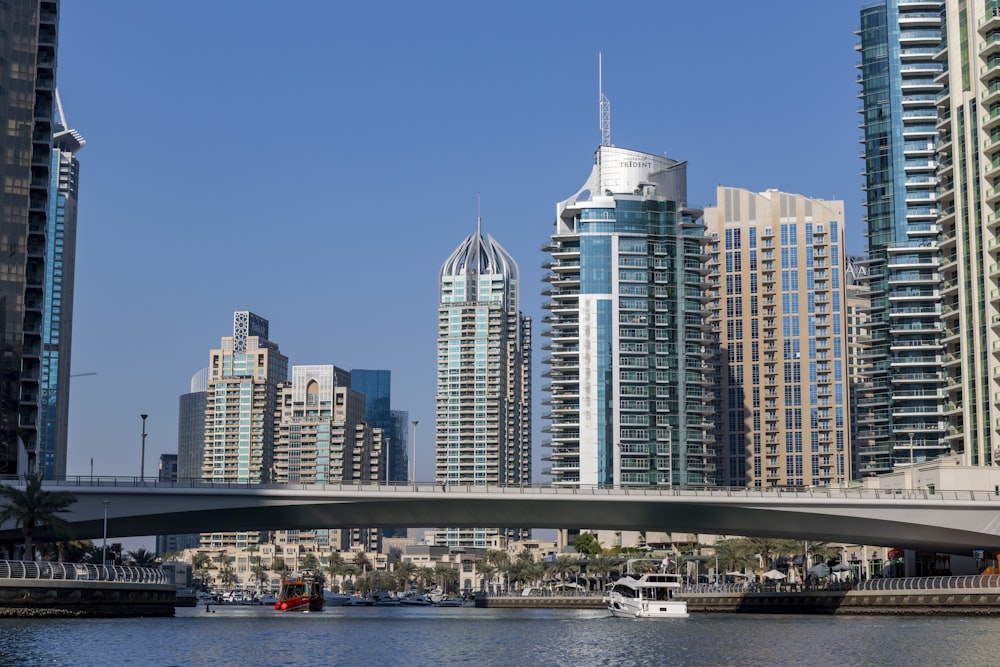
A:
[201, 311, 287, 549]
[705, 187, 850, 487]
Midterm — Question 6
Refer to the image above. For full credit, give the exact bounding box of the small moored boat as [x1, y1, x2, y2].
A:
[607, 559, 688, 619]
[275, 571, 325, 612]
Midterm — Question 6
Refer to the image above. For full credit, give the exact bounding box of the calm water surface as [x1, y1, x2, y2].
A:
[0, 605, 995, 667]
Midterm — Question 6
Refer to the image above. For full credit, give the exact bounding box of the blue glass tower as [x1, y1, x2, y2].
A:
[38, 93, 83, 480]
[351, 369, 407, 483]
[856, 0, 946, 474]
[542, 145, 715, 488]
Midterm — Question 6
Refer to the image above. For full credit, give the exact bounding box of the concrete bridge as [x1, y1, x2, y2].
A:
[3, 479, 1000, 555]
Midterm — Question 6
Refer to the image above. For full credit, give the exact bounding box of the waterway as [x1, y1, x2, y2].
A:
[0, 605, 995, 666]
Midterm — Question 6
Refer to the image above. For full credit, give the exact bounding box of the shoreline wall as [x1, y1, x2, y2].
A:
[0, 578, 176, 618]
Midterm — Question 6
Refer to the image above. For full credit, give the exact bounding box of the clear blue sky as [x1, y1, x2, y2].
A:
[59, 1, 863, 485]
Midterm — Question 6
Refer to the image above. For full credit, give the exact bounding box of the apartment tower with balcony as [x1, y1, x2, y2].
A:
[936, 0, 1000, 465]
[541, 145, 716, 489]
[38, 93, 84, 479]
[436, 218, 531, 547]
[856, 0, 947, 473]
[272, 364, 385, 553]
[201, 311, 288, 549]
[706, 187, 850, 487]
[0, 1, 59, 475]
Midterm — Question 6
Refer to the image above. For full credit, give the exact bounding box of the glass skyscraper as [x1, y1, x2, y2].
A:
[436, 219, 531, 546]
[542, 145, 715, 489]
[351, 369, 407, 483]
[0, 1, 59, 476]
[856, 0, 946, 473]
[38, 96, 84, 479]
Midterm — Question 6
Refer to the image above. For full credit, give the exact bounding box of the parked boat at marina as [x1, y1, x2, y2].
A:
[607, 559, 688, 619]
[275, 571, 325, 612]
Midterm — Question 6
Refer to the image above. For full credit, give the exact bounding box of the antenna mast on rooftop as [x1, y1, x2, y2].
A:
[599, 52, 611, 147]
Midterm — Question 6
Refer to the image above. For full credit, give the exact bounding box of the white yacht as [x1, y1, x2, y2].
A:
[607, 560, 688, 619]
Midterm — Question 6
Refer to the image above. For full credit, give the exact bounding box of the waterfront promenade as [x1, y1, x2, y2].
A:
[0, 560, 175, 617]
[478, 575, 1000, 615]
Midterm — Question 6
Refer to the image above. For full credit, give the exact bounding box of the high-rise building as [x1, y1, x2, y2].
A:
[937, 1, 1000, 466]
[541, 145, 715, 489]
[351, 369, 407, 482]
[272, 364, 384, 552]
[163, 368, 208, 554]
[856, 0, 946, 472]
[177, 368, 208, 483]
[705, 187, 850, 488]
[37, 91, 83, 480]
[0, 0, 59, 476]
[436, 217, 531, 546]
[201, 311, 287, 549]
[845, 256, 872, 477]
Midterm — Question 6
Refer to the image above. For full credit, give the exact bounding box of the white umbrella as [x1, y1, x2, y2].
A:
[808, 563, 830, 577]
[831, 563, 852, 572]
[725, 571, 747, 577]
[763, 569, 786, 580]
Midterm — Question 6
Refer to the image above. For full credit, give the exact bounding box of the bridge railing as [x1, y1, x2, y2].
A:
[0, 560, 167, 584]
[681, 575, 1000, 594]
[5, 475, 1000, 502]
[853, 574, 1000, 591]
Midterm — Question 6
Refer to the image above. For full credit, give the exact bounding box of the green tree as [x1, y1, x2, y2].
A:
[271, 557, 290, 577]
[219, 562, 239, 591]
[588, 553, 619, 591]
[301, 552, 320, 572]
[748, 537, 786, 571]
[573, 532, 602, 555]
[0, 473, 77, 560]
[477, 563, 496, 591]
[394, 560, 417, 591]
[353, 551, 370, 575]
[548, 555, 578, 588]
[251, 564, 269, 592]
[326, 552, 345, 591]
[126, 547, 158, 567]
[434, 563, 459, 593]
[712, 538, 757, 574]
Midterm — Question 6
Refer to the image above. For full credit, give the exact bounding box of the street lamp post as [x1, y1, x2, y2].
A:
[411, 420, 418, 483]
[102, 500, 110, 570]
[140, 414, 148, 481]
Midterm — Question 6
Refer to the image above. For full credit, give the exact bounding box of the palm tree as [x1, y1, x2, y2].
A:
[433, 563, 459, 593]
[126, 547, 158, 567]
[301, 552, 320, 572]
[548, 555, 578, 589]
[0, 473, 77, 560]
[748, 537, 786, 571]
[353, 551, 370, 576]
[394, 560, 417, 591]
[477, 563, 496, 592]
[712, 538, 757, 575]
[587, 553, 618, 592]
[326, 552, 345, 591]
[251, 564, 269, 592]
[271, 557, 290, 578]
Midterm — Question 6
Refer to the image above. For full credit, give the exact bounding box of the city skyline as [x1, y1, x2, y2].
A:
[57, 2, 863, 484]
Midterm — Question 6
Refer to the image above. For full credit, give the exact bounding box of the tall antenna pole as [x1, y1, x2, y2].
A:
[599, 52, 611, 147]
[477, 192, 482, 238]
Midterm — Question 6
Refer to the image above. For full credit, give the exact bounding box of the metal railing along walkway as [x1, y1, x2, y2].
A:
[682, 575, 1000, 594]
[5, 475, 999, 502]
[0, 560, 167, 584]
